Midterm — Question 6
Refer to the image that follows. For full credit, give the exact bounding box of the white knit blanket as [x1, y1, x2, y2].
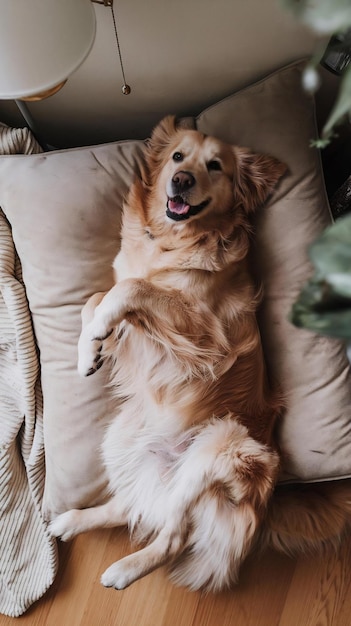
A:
[0, 125, 57, 617]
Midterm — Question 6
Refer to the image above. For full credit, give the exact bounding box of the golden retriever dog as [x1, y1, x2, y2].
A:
[50, 116, 351, 592]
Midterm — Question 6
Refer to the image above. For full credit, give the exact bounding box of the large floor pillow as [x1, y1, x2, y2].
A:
[1, 59, 351, 519]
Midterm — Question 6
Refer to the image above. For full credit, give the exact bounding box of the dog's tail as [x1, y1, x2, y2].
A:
[260, 481, 351, 555]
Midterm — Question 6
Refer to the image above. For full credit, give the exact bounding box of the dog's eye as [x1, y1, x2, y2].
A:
[207, 160, 222, 172]
[172, 152, 184, 162]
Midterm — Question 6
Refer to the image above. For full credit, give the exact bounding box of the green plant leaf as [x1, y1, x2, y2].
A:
[320, 63, 351, 143]
[308, 214, 351, 296]
[290, 214, 351, 338]
[291, 273, 351, 338]
[281, 1, 351, 147]
[280, 0, 351, 34]
[291, 307, 351, 339]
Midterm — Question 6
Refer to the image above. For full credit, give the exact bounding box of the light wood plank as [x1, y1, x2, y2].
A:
[1, 529, 351, 625]
[279, 538, 351, 626]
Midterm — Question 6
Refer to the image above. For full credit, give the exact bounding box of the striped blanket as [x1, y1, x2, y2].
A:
[0, 125, 57, 617]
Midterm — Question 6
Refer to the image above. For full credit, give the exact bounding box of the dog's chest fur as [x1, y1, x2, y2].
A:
[106, 209, 259, 426]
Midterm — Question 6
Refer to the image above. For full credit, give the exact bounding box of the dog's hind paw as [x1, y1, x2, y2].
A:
[101, 561, 135, 590]
[48, 510, 80, 542]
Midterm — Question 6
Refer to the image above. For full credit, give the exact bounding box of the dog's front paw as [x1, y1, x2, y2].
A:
[77, 326, 105, 377]
[86, 316, 114, 343]
[78, 343, 104, 377]
[101, 561, 135, 590]
[91, 326, 113, 342]
[48, 510, 80, 542]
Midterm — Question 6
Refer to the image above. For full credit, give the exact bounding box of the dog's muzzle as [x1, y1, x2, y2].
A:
[166, 170, 210, 221]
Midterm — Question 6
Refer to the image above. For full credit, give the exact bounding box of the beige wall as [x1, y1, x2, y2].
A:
[0, 0, 326, 148]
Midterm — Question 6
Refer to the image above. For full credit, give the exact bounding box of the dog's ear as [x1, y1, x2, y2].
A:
[144, 116, 180, 179]
[148, 115, 179, 153]
[233, 147, 287, 214]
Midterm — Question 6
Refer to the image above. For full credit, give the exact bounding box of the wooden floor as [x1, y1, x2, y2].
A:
[2, 527, 351, 626]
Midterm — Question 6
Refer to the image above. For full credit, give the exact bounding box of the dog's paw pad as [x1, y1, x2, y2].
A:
[90, 353, 104, 370]
[83, 359, 104, 377]
[85, 355, 104, 376]
[86, 367, 97, 377]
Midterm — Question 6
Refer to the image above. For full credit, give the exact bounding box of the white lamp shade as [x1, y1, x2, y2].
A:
[0, 0, 96, 99]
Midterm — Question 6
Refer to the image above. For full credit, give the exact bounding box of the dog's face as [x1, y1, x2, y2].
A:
[146, 116, 286, 225]
[159, 132, 237, 223]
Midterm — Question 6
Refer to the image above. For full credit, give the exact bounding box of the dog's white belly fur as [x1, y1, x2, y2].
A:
[102, 330, 196, 530]
[102, 407, 193, 535]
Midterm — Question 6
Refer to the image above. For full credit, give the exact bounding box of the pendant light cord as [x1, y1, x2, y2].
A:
[110, 3, 131, 94]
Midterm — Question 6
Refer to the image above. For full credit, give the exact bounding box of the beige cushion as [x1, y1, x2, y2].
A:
[197, 63, 351, 482]
[0, 141, 145, 518]
[1, 60, 351, 518]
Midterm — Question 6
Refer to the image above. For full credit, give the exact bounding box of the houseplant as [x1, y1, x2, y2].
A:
[282, 0, 351, 147]
[282, 1, 351, 349]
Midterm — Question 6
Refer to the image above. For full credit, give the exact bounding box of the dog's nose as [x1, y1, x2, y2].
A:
[172, 171, 195, 194]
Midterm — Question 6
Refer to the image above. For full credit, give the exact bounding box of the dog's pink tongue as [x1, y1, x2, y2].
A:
[168, 199, 190, 215]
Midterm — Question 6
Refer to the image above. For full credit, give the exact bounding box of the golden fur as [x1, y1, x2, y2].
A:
[50, 116, 351, 592]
